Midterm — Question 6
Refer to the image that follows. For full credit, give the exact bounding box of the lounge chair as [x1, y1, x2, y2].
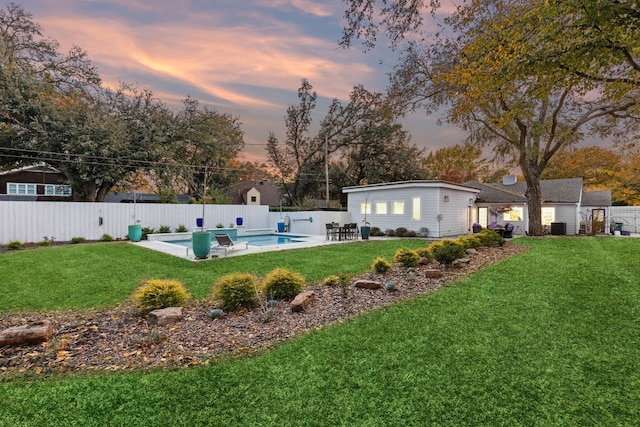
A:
[211, 233, 249, 256]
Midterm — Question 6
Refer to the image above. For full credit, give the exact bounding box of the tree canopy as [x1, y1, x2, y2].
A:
[341, 0, 640, 231]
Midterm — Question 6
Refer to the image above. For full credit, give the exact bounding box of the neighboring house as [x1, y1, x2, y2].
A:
[465, 176, 612, 235]
[0, 164, 72, 201]
[342, 180, 481, 238]
[229, 180, 281, 206]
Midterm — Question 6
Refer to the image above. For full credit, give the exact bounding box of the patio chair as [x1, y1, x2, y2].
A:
[503, 223, 514, 238]
[211, 233, 249, 256]
[325, 223, 337, 240]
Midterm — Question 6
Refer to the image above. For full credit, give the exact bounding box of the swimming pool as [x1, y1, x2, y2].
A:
[166, 234, 307, 248]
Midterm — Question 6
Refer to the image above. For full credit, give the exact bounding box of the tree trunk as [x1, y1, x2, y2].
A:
[522, 165, 544, 236]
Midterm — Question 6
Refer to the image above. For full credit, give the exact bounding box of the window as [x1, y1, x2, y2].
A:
[412, 197, 421, 221]
[7, 183, 36, 195]
[392, 201, 404, 215]
[45, 185, 72, 196]
[250, 196, 257, 202]
[478, 207, 488, 227]
[504, 207, 523, 221]
[360, 201, 372, 215]
[375, 202, 387, 215]
[541, 207, 555, 225]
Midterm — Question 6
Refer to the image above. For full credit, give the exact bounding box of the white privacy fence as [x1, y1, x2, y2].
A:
[610, 206, 640, 233]
[0, 201, 350, 244]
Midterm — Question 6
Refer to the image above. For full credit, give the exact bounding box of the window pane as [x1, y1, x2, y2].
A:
[412, 197, 420, 221]
[392, 202, 404, 215]
[376, 202, 387, 215]
[360, 202, 371, 215]
[46, 185, 54, 195]
[541, 207, 555, 225]
[504, 207, 523, 221]
[8, 183, 17, 194]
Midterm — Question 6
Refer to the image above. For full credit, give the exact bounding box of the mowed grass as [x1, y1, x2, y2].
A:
[0, 239, 426, 311]
[1, 237, 640, 426]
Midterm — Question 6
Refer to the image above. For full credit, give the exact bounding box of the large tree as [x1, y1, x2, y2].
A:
[341, 0, 640, 235]
[169, 97, 245, 200]
[267, 79, 405, 205]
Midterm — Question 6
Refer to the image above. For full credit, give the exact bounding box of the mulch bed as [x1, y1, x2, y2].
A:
[0, 242, 528, 380]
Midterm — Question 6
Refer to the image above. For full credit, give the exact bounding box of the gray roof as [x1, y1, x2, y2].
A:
[466, 178, 585, 204]
[581, 190, 612, 207]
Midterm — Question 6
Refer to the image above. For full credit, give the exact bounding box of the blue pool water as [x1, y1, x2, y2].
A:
[165, 234, 306, 248]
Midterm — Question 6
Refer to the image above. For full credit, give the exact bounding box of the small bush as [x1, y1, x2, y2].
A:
[158, 225, 172, 233]
[370, 227, 385, 236]
[429, 239, 466, 265]
[7, 240, 24, 250]
[322, 275, 341, 286]
[418, 227, 429, 237]
[406, 230, 417, 237]
[393, 248, 420, 268]
[70, 236, 86, 244]
[457, 234, 483, 250]
[394, 227, 409, 237]
[141, 227, 156, 240]
[38, 239, 52, 247]
[262, 268, 305, 299]
[475, 229, 504, 246]
[414, 247, 432, 260]
[372, 257, 392, 273]
[100, 233, 113, 242]
[385, 229, 395, 236]
[132, 279, 191, 313]
[175, 224, 188, 233]
[212, 273, 260, 311]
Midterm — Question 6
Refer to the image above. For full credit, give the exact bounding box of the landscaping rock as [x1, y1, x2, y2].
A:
[148, 307, 183, 326]
[291, 291, 315, 312]
[0, 320, 54, 346]
[466, 248, 478, 255]
[353, 279, 383, 289]
[418, 257, 430, 265]
[424, 269, 443, 278]
[454, 258, 471, 265]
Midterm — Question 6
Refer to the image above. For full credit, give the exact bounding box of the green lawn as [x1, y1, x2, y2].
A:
[1, 237, 640, 426]
[0, 239, 426, 311]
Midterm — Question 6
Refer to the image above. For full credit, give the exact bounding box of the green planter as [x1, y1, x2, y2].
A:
[128, 224, 142, 242]
[192, 231, 212, 259]
[360, 226, 371, 240]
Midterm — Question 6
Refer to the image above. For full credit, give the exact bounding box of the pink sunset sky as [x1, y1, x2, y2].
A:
[17, 0, 466, 163]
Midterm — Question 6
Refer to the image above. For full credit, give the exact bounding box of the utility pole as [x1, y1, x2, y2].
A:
[325, 133, 329, 208]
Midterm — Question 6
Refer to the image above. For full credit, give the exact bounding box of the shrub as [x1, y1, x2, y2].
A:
[394, 227, 409, 237]
[322, 275, 341, 286]
[429, 239, 466, 265]
[175, 224, 188, 233]
[370, 227, 385, 236]
[7, 240, 24, 250]
[38, 239, 52, 247]
[372, 257, 392, 273]
[406, 230, 417, 237]
[417, 227, 429, 237]
[393, 248, 420, 268]
[132, 279, 191, 313]
[70, 236, 86, 244]
[262, 268, 305, 299]
[158, 225, 172, 233]
[475, 229, 504, 247]
[141, 227, 156, 240]
[385, 228, 395, 236]
[100, 234, 113, 242]
[414, 247, 432, 260]
[212, 273, 260, 311]
[457, 234, 483, 250]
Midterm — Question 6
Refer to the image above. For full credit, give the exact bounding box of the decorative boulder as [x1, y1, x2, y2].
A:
[418, 257, 430, 265]
[148, 307, 183, 326]
[353, 279, 383, 289]
[290, 291, 315, 312]
[424, 269, 443, 279]
[0, 320, 54, 346]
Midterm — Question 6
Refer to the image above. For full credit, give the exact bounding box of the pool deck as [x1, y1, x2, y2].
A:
[132, 232, 355, 261]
